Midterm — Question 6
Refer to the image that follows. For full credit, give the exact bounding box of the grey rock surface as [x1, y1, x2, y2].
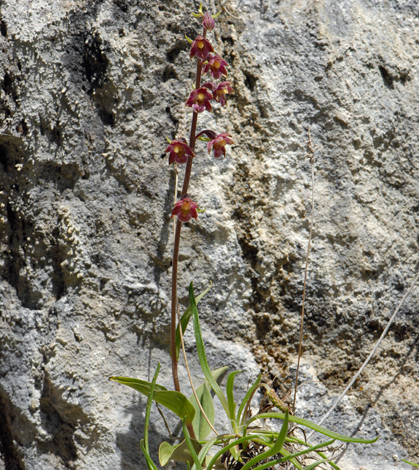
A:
[0, 0, 418, 469]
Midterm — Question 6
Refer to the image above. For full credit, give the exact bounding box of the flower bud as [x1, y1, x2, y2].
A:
[266, 389, 290, 414]
[202, 12, 215, 31]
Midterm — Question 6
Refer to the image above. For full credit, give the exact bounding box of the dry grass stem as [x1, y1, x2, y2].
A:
[292, 127, 315, 413]
[308, 270, 419, 440]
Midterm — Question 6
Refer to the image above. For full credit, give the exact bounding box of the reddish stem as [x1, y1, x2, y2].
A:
[170, 29, 206, 395]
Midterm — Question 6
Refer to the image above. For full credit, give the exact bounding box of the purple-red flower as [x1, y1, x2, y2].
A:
[190, 35, 214, 61]
[171, 197, 199, 223]
[185, 87, 213, 113]
[165, 138, 195, 165]
[203, 54, 228, 79]
[213, 82, 234, 106]
[207, 133, 234, 158]
[202, 12, 216, 31]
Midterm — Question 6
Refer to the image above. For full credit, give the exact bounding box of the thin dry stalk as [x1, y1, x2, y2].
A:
[307, 270, 419, 440]
[292, 127, 315, 413]
[156, 403, 174, 438]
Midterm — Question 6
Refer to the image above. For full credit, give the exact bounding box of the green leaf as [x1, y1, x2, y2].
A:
[249, 439, 335, 470]
[189, 282, 230, 416]
[246, 412, 379, 444]
[144, 364, 160, 454]
[212, 10, 222, 18]
[240, 410, 289, 470]
[175, 283, 212, 360]
[182, 418, 203, 470]
[159, 439, 202, 466]
[110, 376, 195, 424]
[274, 448, 303, 470]
[166, 137, 172, 144]
[189, 365, 228, 440]
[209, 366, 229, 384]
[236, 373, 261, 424]
[190, 382, 214, 441]
[185, 34, 193, 43]
[192, 437, 219, 470]
[226, 371, 241, 425]
[287, 436, 342, 470]
[159, 442, 174, 466]
[141, 440, 159, 470]
[304, 459, 330, 470]
[160, 436, 219, 470]
[206, 435, 262, 470]
[403, 460, 419, 467]
[197, 136, 211, 142]
[139, 364, 160, 470]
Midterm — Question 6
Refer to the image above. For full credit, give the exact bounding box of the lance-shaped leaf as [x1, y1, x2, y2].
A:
[288, 435, 342, 470]
[140, 363, 160, 470]
[182, 418, 203, 470]
[206, 435, 266, 470]
[249, 438, 335, 470]
[190, 382, 213, 441]
[304, 459, 330, 470]
[246, 412, 379, 443]
[175, 282, 212, 360]
[403, 460, 419, 467]
[189, 367, 227, 441]
[110, 376, 195, 424]
[189, 282, 229, 416]
[226, 371, 241, 424]
[237, 373, 261, 424]
[240, 410, 289, 470]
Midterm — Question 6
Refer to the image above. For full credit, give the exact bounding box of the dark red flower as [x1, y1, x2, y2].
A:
[207, 133, 234, 158]
[171, 197, 199, 223]
[203, 54, 228, 79]
[213, 82, 234, 107]
[202, 12, 216, 31]
[165, 138, 195, 165]
[185, 87, 213, 113]
[190, 35, 214, 61]
[201, 82, 217, 92]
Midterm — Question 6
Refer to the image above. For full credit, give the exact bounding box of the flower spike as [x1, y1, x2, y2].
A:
[207, 133, 234, 158]
[171, 196, 199, 223]
[165, 138, 195, 165]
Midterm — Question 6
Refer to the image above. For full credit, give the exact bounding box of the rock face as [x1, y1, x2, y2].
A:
[0, 0, 418, 468]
